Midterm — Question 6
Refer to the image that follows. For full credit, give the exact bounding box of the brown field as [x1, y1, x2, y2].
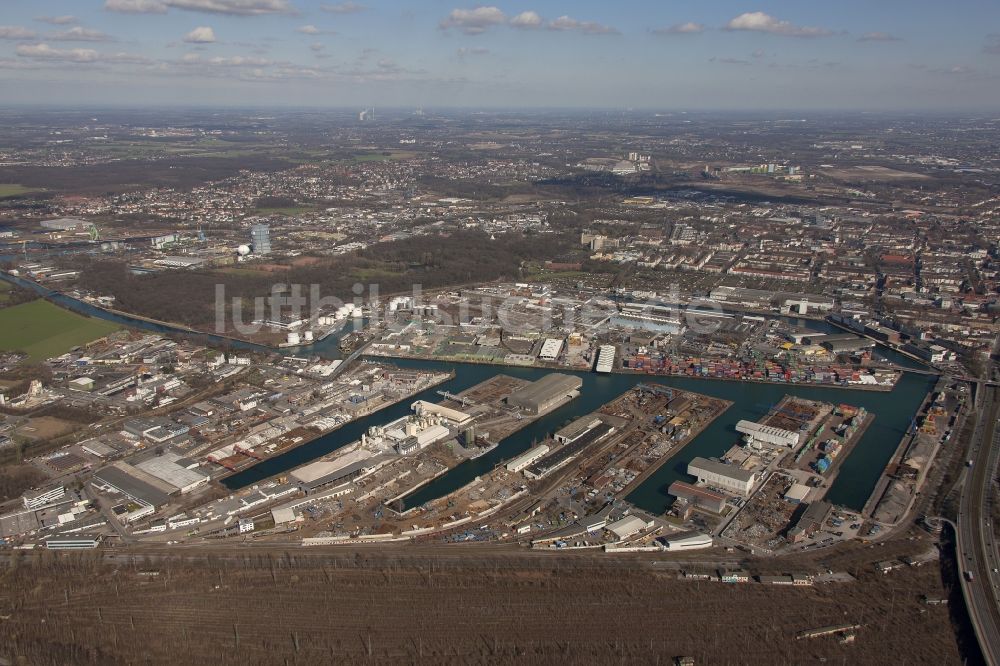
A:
[13, 416, 78, 441]
[0, 545, 961, 665]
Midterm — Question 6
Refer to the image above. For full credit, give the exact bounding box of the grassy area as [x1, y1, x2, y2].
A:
[0, 281, 10, 303]
[0, 299, 120, 362]
[0, 184, 39, 198]
[353, 150, 417, 162]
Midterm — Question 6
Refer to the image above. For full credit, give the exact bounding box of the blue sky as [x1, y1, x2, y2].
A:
[1, 0, 999, 109]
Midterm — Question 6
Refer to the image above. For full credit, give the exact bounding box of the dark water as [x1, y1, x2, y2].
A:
[224, 357, 934, 514]
[1, 271, 935, 513]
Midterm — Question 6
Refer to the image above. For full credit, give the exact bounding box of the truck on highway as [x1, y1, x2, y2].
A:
[967, 459, 974, 467]
[965, 570, 975, 582]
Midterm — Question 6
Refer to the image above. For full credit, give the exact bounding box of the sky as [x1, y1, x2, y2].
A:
[1, 0, 1000, 110]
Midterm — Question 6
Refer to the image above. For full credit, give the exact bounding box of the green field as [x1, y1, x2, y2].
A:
[0, 300, 121, 362]
[0, 184, 39, 198]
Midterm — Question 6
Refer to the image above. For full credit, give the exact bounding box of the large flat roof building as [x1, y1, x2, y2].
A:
[687, 457, 756, 496]
[735, 420, 801, 449]
[506, 373, 582, 415]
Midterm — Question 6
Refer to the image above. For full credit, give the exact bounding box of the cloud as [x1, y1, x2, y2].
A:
[180, 52, 271, 66]
[310, 43, 324, 52]
[35, 16, 79, 25]
[858, 32, 900, 42]
[297, 25, 335, 36]
[510, 11, 542, 29]
[16, 43, 150, 64]
[440, 7, 506, 35]
[724, 12, 831, 38]
[184, 26, 216, 43]
[49, 27, 115, 42]
[751, 49, 765, 58]
[457, 46, 489, 57]
[547, 15, 618, 35]
[0, 26, 38, 40]
[985, 34, 1000, 55]
[711, 56, 750, 66]
[652, 22, 704, 35]
[105, 0, 293, 15]
[104, 0, 168, 13]
[321, 1, 365, 13]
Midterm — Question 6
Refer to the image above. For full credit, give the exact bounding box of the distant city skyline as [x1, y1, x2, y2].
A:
[1, 1, 999, 110]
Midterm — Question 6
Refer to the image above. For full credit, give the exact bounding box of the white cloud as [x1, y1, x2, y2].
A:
[510, 11, 542, 29]
[181, 53, 272, 66]
[858, 32, 900, 42]
[104, 0, 168, 13]
[0, 26, 38, 40]
[184, 26, 216, 43]
[440, 7, 506, 35]
[298, 25, 320, 34]
[16, 43, 150, 64]
[35, 16, 79, 26]
[321, 2, 365, 13]
[457, 46, 490, 57]
[984, 34, 1000, 55]
[724, 12, 831, 38]
[105, 0, 293, 15]
[547, 15, 618, 35]
[49, 27, 115, 42]
[652, 22, 704, 35]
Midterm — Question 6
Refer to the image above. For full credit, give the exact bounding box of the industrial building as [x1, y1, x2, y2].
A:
[525, 421, 614, 480]
[505, 373, 582, 415]
[657, 530, 713, 551]
[538, 338, 564, 361]
[250, 223, 271, 255]
[44, 535, 101, 550]
[506, 444, 550, 473]
[554, 415, 603, 445]
[606, 515, 653, 540]
[595, 345, 615, 373]
[411, 400, 473, 427]
[736, 419, 801, 449]
[667, 481, 726, 514]
[22, 485, 67, 510]
[133, 452, 209, 494]
[687, 457, 757, 496]
[93, 461, 173, 509]
[290, 451, 391, 492]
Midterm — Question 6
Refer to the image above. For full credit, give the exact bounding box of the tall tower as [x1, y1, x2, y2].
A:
[250, 223, 271, 255]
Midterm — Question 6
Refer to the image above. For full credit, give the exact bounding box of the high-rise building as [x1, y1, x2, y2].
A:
[250, 223, 271, 255]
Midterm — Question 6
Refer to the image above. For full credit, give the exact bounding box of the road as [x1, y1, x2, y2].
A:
[956, 383, 1000, 666]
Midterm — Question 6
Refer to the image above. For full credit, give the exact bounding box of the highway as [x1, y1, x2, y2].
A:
[956, 382, 1000, 666]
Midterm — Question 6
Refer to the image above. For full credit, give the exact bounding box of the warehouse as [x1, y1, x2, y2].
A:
[506, 444, 550, 473]
[506, 373, 582, 415]
[736, 419, 800, 449]
[687, 457, 756, 496]
[290, 451, 391, 492]
[554, 415, 603, 445]
[93, 462, 173, 508]
[658, 530, 713, 551]
[667, 481, 726, 514]
[45, 535, 101, 550]
[538, 338, 564, 361]
[134, 452, 210, 494]
[606, 515, 653, 540]
[525, 422, 614, 480]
